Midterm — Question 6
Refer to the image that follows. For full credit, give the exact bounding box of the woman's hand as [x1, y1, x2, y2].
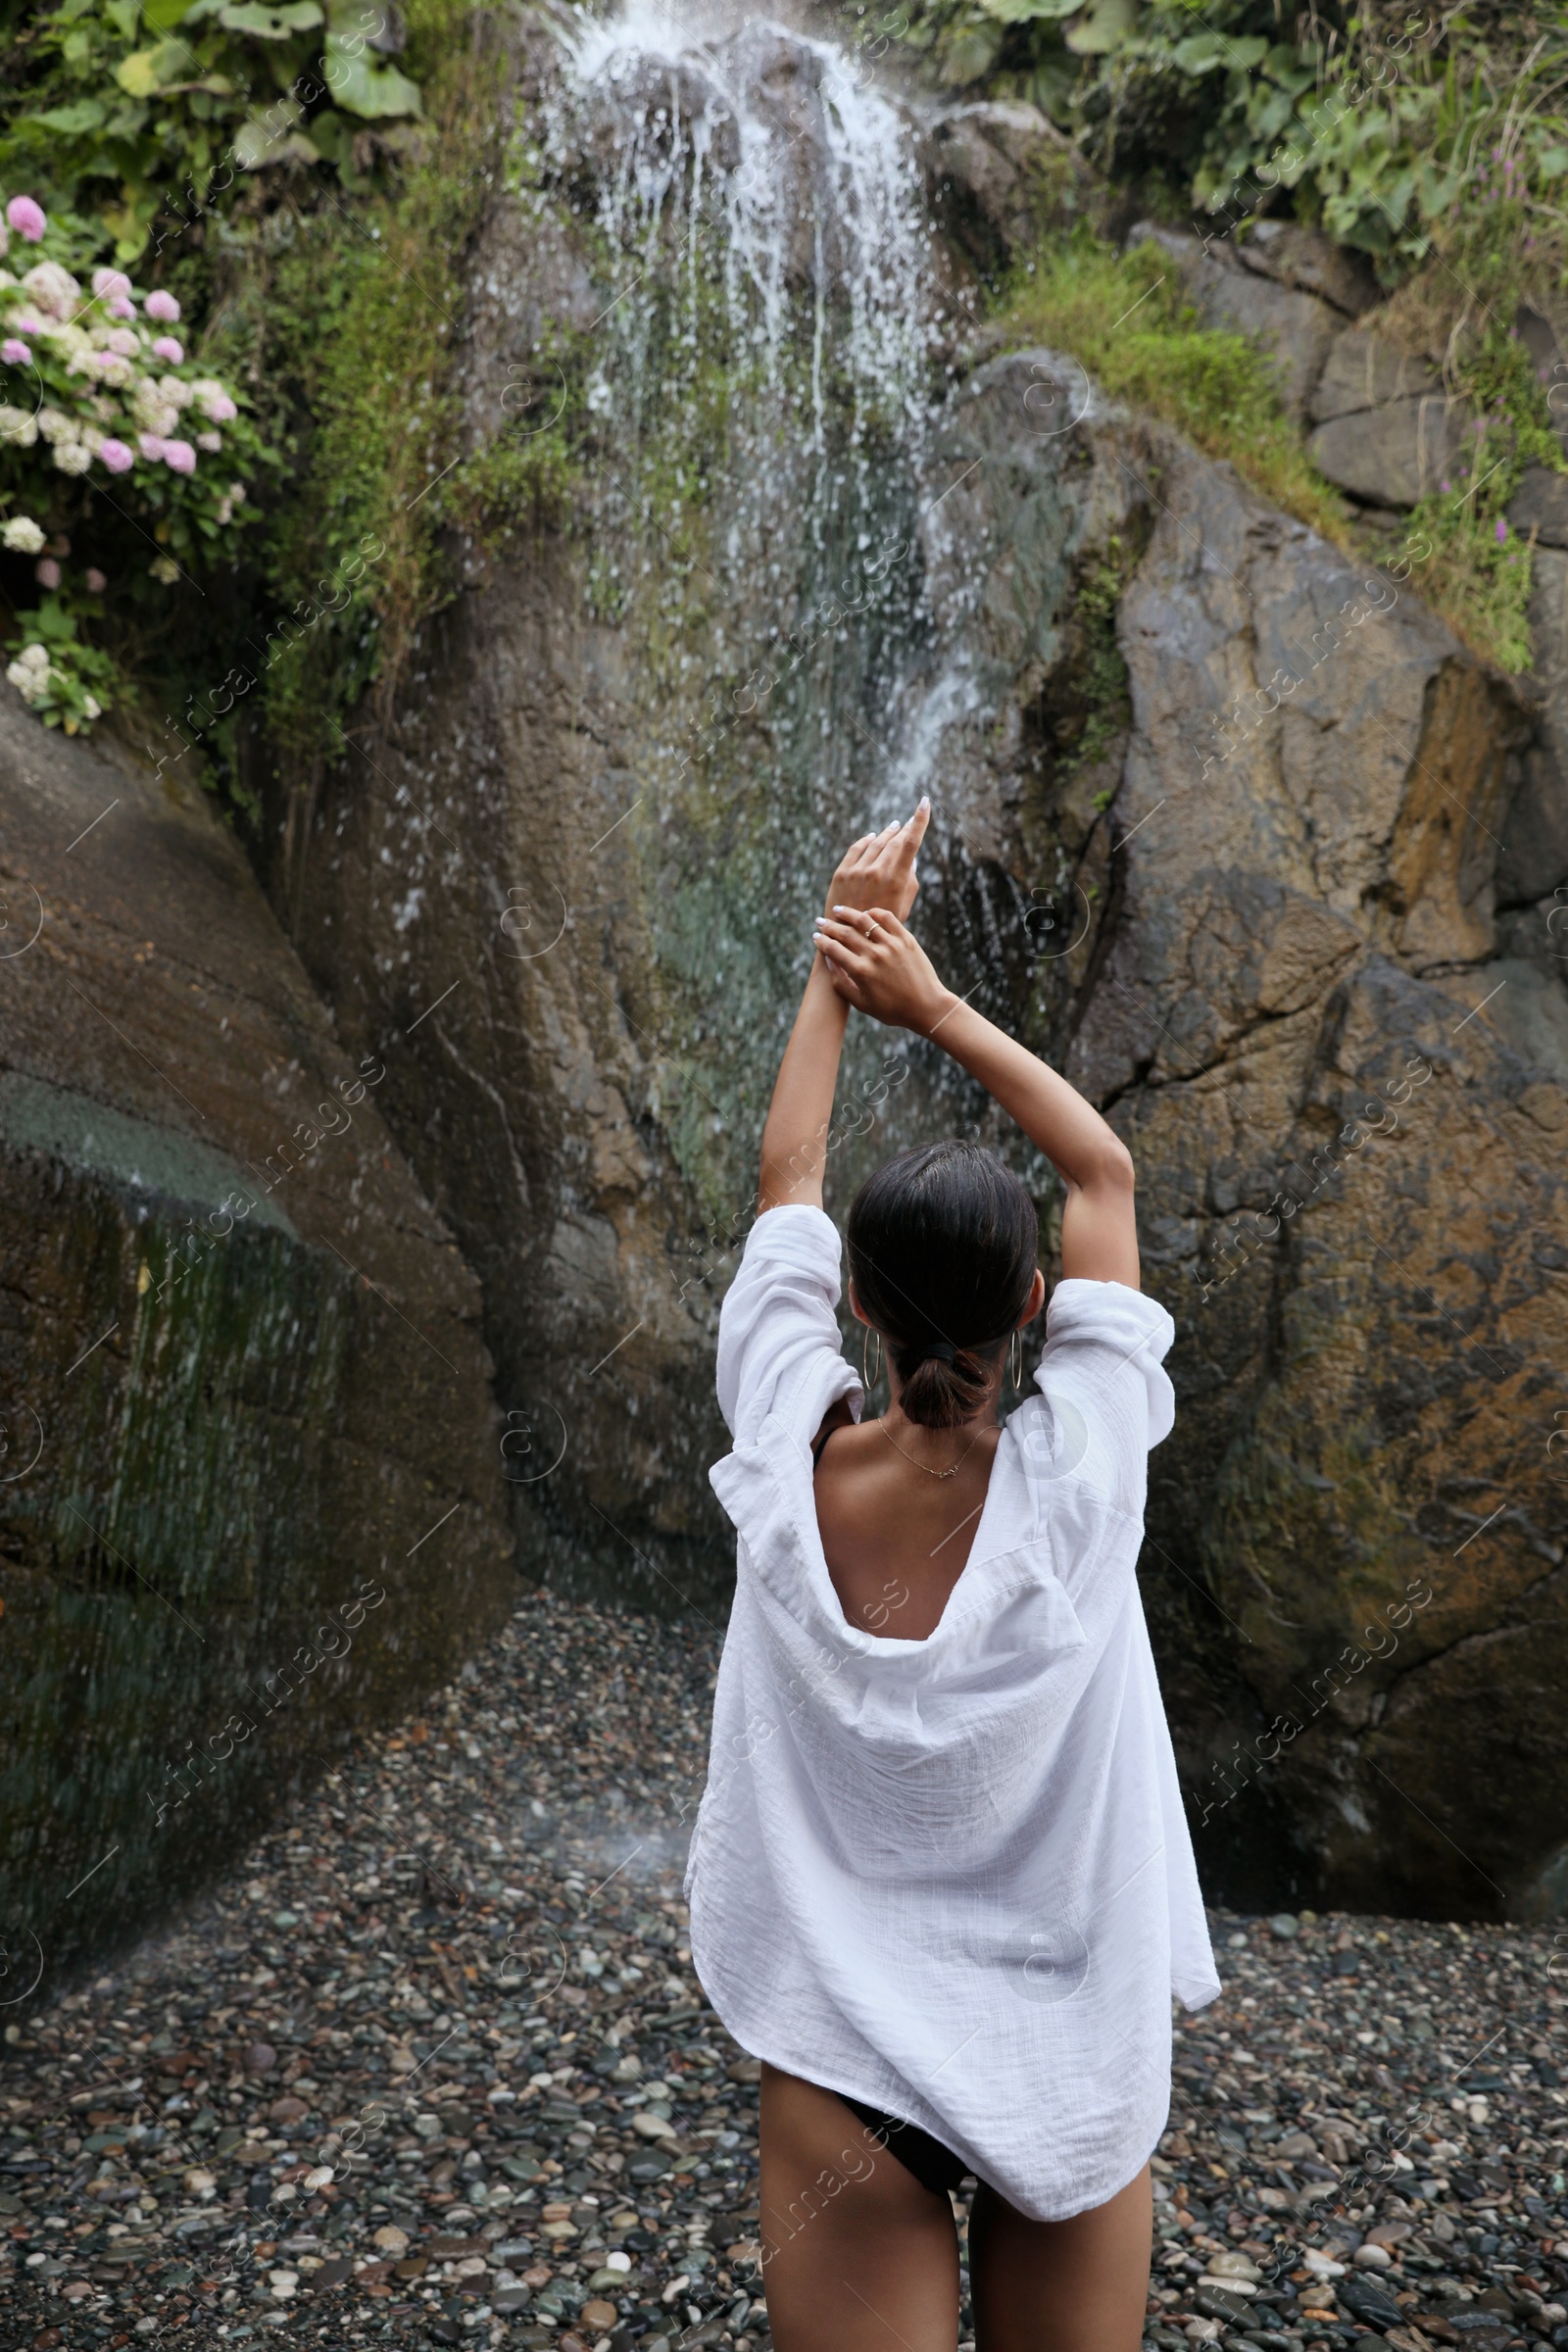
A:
[823, 800, 930, 923]
[811, 906, 954, 1034]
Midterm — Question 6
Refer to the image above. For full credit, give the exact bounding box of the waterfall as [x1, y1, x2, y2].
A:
[534, 0, 1022, 1214]
[552, 0, 940, 450]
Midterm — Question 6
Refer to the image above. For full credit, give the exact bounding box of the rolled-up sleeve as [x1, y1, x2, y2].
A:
[715, 1204, 862, 1450]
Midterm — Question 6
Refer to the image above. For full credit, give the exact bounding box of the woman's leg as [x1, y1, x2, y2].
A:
[758, 2062, 960, 2352]
[968, 2160, 1152, 2352]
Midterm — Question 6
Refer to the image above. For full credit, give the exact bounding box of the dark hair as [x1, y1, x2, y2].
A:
[846, 1141, 1040, 1429]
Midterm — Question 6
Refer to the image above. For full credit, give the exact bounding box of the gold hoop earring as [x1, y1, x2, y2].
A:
[1009, 1329, 1023, 1389]
[861, 1324, 882, 1390]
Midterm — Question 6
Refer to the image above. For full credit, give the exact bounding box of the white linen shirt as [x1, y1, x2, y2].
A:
[684, 1201, 1220, 2221]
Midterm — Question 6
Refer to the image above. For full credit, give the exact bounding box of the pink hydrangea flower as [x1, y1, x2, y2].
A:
[98, 438, 134, 473]
[6, 196, 46, 243]
[85, 566, 106, 592]
[145, 289, 180, 324]
[162, 438, 195, 474]
[91, 268, 132, 305]
[34, 556, 60, 589]
[136, 432, 167, 464]
[2, 338, 30, 367]
[108, 296, 136, 320]
[152, 335, 183, 364]
[106, 328, 138, 359]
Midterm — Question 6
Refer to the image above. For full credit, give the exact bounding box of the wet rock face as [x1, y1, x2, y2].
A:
[0, 702, 513, 1970]
[257, 15, 1567, 1917]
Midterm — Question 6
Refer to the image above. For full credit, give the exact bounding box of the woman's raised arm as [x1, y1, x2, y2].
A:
[757, 806, 930, 1216]
[810, 900, 1139, 1288]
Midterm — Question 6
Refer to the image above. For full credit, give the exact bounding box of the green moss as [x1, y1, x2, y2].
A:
[1062, 536, 1135, 779]
[997, 229, 1351, 544]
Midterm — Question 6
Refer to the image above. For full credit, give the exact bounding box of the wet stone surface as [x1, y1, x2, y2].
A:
[2, 1593, 1567, 2352]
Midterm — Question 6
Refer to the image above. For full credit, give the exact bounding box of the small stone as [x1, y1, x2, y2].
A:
[1266, 1913, 1299, 1938]
[245, 2043, 278, 2077]
[633, 2111, 677, 2140]
[582, 2298, 619, 2327]
[268, 2097, 308, 2126]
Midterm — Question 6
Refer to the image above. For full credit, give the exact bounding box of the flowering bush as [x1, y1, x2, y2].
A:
[0, 192, 270, 733]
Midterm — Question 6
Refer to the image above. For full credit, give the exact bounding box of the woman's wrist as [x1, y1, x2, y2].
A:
[910, 984, 962, 1041]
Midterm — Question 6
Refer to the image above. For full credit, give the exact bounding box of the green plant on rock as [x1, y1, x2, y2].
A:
[4, 583, 117, 728]
[191, 0, 552, 767]
[897, 1, 1568, 285]
[0, 0, 423, 264]
[998, 228, 1349, 539]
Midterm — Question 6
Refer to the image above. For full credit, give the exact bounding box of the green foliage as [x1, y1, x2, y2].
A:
[1000, 230, 1349, 538]
[1379, 333, 1557, 674]
[1065, 535, 1134, 776]
[3, 583, 117, 728]
[192, 1, 585, 768]
[0, 0, 423, 264]
[899, 1, 1568, 281]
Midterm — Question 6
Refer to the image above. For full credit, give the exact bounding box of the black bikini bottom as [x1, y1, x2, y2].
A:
[837, 2092, 974, 2198]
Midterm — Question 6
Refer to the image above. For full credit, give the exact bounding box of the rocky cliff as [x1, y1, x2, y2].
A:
[10, 2, 1567, 1930]
[0, 699, 514, 1973]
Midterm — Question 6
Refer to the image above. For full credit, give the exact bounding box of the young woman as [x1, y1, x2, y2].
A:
[685, 804, 1219, 2352]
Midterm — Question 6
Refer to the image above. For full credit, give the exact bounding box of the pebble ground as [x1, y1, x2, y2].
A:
[3, 1590, 1567, 2352]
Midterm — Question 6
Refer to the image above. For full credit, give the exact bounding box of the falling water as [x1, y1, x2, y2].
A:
[538, 0, 1022, 1213]
[553, 0, 940, 450]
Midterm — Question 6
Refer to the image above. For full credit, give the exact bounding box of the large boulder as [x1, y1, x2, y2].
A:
[0, 701, 513, 1975]
[919, 99, 1103, 268]
[1307, 391, 1470, 507]
[1234, 218, 1381, 318]
[1308, 324, 1445, 421]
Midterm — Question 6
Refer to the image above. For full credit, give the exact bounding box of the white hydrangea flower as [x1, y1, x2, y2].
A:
[79, 424, 105, 454]
[82, 694, 102, 721]
[149, 554, 179, 584]
[158, 372, 193, 411]
[96, 353, 133, 389]
[129, 379, 179, 435]
[191, 377, 231, 421]
[20, 262, 80, 319]
[0, 406, 38, 448]
[0, 269, 14, 289]
[53, 438, 91, 475]
[50, 321, 92, 364]
[2, 515, 44, 553]
[6, 643, 52, 705]
[196, 430, 221, 453]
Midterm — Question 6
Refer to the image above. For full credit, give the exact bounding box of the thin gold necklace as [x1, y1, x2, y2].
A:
[878, 1415, 985, 1481]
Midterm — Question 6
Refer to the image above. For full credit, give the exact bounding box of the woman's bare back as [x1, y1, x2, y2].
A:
[811, 1413, 1003, 1641]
